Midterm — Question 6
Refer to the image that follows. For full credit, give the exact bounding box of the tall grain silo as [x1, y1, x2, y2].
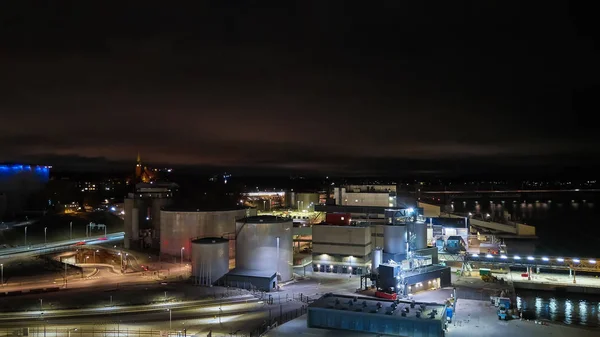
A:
[191, 237, 230, 286]
[371, 247, 383, 274]
[235, 215, 293, 282]
[383, 225, 406, 254]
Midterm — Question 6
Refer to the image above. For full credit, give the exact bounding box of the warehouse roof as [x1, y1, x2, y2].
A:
[227, 268, 277, 279]
[309, 294, 445, 321]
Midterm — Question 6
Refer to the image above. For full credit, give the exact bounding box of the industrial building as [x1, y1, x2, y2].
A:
[0, 164, 50, 220]
[312, 224, 372, 275]
[225, 215, 293, 291]
[160, 206, 253, 258]
[124, 182, 178, 249]
[191, 237, 230, 286]
[307, 294, 447, 337]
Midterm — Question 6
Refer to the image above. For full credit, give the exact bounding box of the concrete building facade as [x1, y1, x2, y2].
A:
[312, 224, 372, 275]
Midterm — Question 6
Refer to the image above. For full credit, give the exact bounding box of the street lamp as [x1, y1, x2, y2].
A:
[68, 328, 77, 337]
[24, 226, 27, 246]
[1, 263, 3, 287]
[44, 227, 47, 244]
[39, 299, 43, 311]
[166, 308, 172, 329]
[70, 222, 72, 239]
[180, 247, 185, 265]
[94, 250, 99, 263]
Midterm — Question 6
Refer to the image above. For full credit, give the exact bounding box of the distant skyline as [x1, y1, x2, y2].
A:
[0, 2, 598, 176]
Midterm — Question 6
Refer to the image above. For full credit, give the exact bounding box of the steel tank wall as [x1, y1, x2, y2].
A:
[160, 209, 247, 257]
[191, 238, 229, 286]
[413, 222, 428, 250]
[383, 225, 406, 254]
[235, 217, 293, 282]
[371, 248, 383, 274]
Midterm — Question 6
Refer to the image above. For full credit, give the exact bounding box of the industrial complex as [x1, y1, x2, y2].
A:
[3, 165, 598, 337]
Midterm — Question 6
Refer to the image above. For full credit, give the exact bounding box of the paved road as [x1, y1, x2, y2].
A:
[0, 232, 124, 258]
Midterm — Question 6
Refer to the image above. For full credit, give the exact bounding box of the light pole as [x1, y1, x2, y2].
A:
[44, 227, 47, 244]
[166, 308, 172, 329]
[39, 299, 43, 311]
[24, 226, 27, 246]
[69, 222, 72, 239]
[68, 328, 77, 337]
[180, 247, 185, 266]
[1, 263, 3, 287]
[94, 250, 99, 263]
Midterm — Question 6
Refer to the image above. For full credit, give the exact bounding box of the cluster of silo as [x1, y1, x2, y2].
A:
[191, 237, 230, 286]
[235, 215, 293, 282]
[376, 221, 428, 265]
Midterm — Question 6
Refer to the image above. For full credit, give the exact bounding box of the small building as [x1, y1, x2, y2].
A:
[224, 268, 278, 292]
[308, 294, 447, 337]
[312, 224, 372, 275]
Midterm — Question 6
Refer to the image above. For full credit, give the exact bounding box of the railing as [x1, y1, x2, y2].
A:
[468, 254, 600, 272]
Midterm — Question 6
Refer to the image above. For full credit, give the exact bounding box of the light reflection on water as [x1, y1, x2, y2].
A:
[517, 292, 600, 327]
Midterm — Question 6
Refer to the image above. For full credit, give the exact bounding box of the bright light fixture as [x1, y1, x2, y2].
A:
[486, 254, 493, 258]
[514, 255, 521, 260]
[556, 258, 564, 262]
[527, 256, 534, 261]
[542, 257, 549, 262]
[500, 255, 507, 259]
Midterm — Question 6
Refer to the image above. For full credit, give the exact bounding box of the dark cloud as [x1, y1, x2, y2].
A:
[0, 2, 598, 175]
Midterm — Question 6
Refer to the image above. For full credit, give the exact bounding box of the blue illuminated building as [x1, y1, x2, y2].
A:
[0, 164, 50, 182]
[0, 164, 51, 219]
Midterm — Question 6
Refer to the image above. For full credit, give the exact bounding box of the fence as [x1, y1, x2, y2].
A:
[0, 328, 183, 337]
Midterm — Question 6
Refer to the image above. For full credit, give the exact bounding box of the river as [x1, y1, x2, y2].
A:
[450, 191, 600, 327]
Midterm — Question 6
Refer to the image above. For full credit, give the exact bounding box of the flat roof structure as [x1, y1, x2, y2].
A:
[226, 268, 277, 279]
[224, 268, 278, 292]
[308, 294, 446, 337]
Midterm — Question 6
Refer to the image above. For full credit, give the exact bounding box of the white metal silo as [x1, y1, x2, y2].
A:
[371, 247, 383, 274]
[160, 207, 247, 257]
[383, 225, 406, 254]
[235, 215, 293, 282]
[191, 237, 230, 286]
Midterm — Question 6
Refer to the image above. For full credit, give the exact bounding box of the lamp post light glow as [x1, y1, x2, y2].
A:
[180, 247, 185, 266]
[24, 226, 27, 246]
[44, 227, 47, 244]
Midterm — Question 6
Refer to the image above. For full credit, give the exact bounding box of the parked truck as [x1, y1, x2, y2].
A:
[497, 297, 511, 320]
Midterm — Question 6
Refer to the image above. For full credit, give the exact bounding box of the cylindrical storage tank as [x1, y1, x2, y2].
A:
[235, 216, 293, 282]
[410, 222, 428, 250]
[191, 237, 229, 286]
[384, 225, 406, 254]
[371, 247, 383, 274]
[160, 207, 247, 257]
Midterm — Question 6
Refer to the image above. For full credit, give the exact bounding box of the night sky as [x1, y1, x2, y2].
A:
[1, 2, 598, 176]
